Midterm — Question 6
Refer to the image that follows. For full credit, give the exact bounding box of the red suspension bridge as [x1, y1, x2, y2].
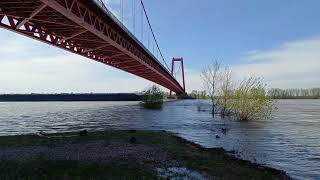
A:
[0, 0, 186, 95]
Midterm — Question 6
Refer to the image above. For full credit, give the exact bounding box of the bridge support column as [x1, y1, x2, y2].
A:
[170, 57, 186, 96]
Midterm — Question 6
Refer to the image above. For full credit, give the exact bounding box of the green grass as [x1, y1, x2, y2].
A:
[0, 160, 154, 180]
[0, 130, 288, 179]
[0, 130, 174, 147]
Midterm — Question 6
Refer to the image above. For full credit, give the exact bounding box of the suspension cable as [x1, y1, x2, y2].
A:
[141, 4, 143, 43]
[139, 0, 170, 70]
[120, 0, 123, 22]
[132, 0, 135, 35]
[98, 0, 170, 71]
[174, 63, 181, 76]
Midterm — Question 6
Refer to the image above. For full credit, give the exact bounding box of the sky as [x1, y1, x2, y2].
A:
[0, 0, 319, 93]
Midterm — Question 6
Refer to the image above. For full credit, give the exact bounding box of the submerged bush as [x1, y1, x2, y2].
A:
[230, 77, 274, 121]
[201, 60, 275, 121]
[141, 85, 164, 109]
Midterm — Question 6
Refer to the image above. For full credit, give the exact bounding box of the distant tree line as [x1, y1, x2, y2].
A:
[189, 90, 208, 99]
[268, 88, 320, 99]
[190, 88, 320, 99]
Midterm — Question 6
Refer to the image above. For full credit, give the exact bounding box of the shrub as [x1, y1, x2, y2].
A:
[216, 66, 233, 117]
[230, 77, 274, 121]
[141, 85, 164, 109]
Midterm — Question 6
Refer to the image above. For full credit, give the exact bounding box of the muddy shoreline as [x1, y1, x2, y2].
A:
[167, 131, 290, 179]
[0, 130, 290, 179]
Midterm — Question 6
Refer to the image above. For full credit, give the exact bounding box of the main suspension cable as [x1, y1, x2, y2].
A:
[139, 0, 170, 70]
[98, 0, 170, 71]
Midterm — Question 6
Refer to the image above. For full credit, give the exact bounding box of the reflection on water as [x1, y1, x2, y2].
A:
[0, 99, 319, 179]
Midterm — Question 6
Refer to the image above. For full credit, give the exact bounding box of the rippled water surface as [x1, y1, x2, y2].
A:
[0, 100, 319, 179]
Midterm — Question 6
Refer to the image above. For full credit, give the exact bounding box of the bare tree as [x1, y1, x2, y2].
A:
[201, 60, 220, 115]
[217, 66, 233, 117]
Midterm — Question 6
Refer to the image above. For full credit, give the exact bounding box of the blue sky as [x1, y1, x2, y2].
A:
[0, 0, 319, 93]
[147, 0, 320, 65]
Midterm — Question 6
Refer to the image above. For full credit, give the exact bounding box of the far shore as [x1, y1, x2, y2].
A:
[0, 93, 318, 102]
[0, 130, 290, 179]
[0, 93, 142, 102]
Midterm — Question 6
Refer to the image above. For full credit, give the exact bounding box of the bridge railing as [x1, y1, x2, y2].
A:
[93, 0, 170, 73]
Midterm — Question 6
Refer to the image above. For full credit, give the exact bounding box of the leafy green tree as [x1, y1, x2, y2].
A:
[142, 85, 164, 109]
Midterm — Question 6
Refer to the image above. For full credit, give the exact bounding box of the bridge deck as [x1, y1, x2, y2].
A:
[0, 0, 185, 94]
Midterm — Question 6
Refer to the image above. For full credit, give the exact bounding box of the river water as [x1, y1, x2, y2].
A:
[0, 99, 319, 179]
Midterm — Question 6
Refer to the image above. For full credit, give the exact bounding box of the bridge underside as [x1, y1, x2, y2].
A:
[0, 0, 185, 94]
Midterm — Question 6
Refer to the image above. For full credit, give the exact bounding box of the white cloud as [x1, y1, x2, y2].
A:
[0, 53, 151, 93]
[0, 30, 152, 93]
[184, 71, 203, 92]
[0, 40, 30, 54]
[233, 37, 320, 88]
[183, 37, 320, 92]
[1, 28, 319, 94]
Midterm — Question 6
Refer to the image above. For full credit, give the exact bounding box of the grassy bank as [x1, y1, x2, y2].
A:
[0, 130, 289, 179]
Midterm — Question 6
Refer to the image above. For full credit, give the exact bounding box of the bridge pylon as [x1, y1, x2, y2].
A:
[170, 57, 186, 96]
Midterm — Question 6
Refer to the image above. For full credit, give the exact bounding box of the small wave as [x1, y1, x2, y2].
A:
[307, 157, 320, 161]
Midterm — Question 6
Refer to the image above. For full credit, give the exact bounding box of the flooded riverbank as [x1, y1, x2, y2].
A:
[0, 99, 319, 179]
[0, 130, 289, 179]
